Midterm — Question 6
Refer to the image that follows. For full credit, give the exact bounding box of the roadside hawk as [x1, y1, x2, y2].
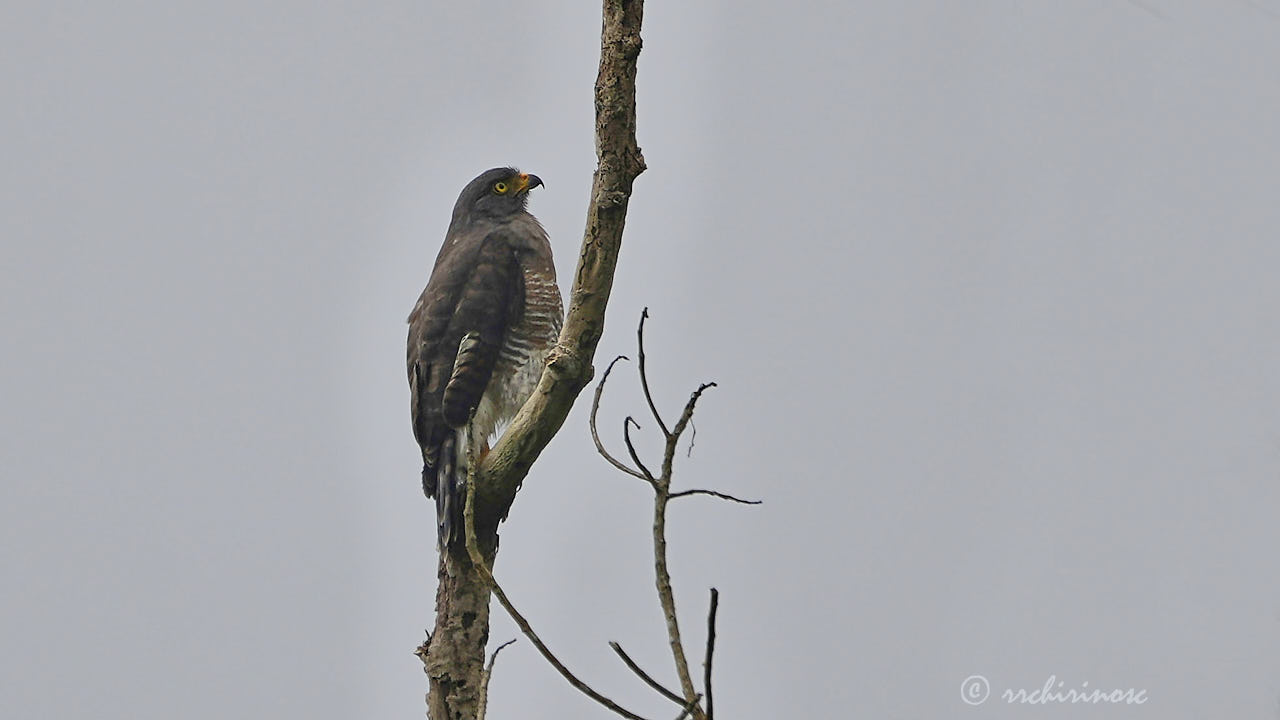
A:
[407, 168, 563, 547]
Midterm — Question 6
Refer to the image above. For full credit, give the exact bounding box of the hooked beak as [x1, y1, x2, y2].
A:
[515, 173, 543, 193]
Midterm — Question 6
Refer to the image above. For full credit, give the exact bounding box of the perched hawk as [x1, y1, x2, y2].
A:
[407, 168, 563, 547]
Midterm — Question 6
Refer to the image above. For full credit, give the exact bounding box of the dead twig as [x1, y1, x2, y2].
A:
[670, 383, 715, 448]
[609, 641, 688, 708]
[637, 307, 670, 438]
[669, 489, 761, 505]
[591, 355, 650, 482]
[624, 417, 656, 483]
[476, 639, 517, 720]
[585, 311, 761, 720]
[702, 589, 718, 720]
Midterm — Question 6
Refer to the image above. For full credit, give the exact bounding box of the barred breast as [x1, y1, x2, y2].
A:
[470, 265, 563, 444]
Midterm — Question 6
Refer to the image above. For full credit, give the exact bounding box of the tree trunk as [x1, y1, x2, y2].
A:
[424, 541, 496, 720]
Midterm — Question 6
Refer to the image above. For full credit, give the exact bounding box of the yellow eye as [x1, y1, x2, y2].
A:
[493, 182, 508, 194]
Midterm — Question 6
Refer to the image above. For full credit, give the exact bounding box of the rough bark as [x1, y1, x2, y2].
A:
[420, 1, 646, 718]
[422, 542, 496, 720]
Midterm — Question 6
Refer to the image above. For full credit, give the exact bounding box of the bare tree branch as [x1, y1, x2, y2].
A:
[637, 307, 670, 438]
[624, 417, 657, 483]
[668, 489, 762, 505]
[482, 307, 757, 720]
[476, 639, 516, 720]
[583, 311, 762, 720]
[651, 475, 699, 715]
[463, 458, 653, 720]
[702, 589, 719, 720]
[609, 641, 688, 708]
[591, 355, 650, 482]
[670, 383, 715, 448]
[654, 383, 715, 717]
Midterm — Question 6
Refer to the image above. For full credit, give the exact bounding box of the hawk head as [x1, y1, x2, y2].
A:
[450, 167, 544, 224]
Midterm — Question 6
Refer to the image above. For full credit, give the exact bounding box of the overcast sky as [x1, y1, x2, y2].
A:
[3, 1, 1279, 718]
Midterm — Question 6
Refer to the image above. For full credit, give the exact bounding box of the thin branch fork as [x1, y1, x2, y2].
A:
[463, 457, 654, 720]
[591, 313, 760, 505]
[584, 309, 762, 720]
[476, 310, 747, 720]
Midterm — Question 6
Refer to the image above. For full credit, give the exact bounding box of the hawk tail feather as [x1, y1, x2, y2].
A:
[421, 460, 436, 497]
[434, 432, 461, 549]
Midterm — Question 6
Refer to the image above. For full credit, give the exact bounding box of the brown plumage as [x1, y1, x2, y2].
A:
[407, 168, 562, 547]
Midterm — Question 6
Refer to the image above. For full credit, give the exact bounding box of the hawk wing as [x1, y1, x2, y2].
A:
[408, 230, 524, 497]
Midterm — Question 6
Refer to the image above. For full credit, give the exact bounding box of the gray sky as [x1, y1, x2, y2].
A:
[3, 1, 1278, 718]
